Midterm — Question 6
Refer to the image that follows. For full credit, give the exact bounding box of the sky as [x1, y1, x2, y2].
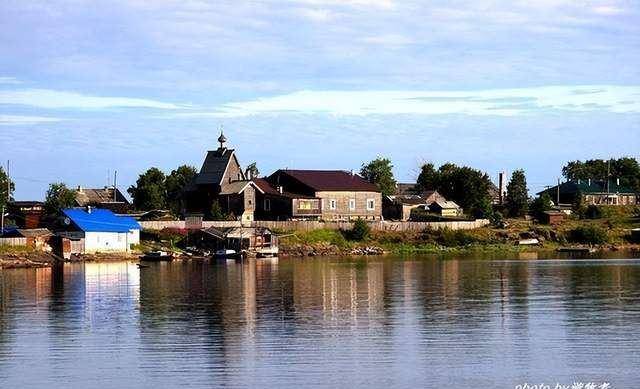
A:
[0, 0, 639, 200]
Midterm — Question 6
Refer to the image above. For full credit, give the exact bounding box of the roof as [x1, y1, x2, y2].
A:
[202, 226, 272, 239]
[387, 194, 427, 205]
[395, 183, 420, 195]
[219, 180, 263, 195]
[273, 170, 380, 192]
[430, 200, 461, 210]
[62, 208, 141, 233]
[195, 148, 238, 185]
[16, 228, 52, 238]
[252, 178, 317, 199]
[538, 180, 636, 196]
[9, 201, 44, 209]
[75, 187, 129, 206]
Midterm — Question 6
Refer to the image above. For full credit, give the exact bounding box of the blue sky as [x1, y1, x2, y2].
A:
[1, 0, 639, 200]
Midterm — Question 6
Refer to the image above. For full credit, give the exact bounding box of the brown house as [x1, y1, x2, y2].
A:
[383, 183, 447, 221]
[184, 132, 261, 222]
[255, 169, 382, 221]
[7, 201, 45, 228]
[74, 186, 131, 213]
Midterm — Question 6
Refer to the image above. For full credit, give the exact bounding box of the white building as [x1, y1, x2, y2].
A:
[61, 208, 140, 253]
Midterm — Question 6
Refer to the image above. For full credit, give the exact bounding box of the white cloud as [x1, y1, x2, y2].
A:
[297, 8, 334, 22]
[190, 85, 640, 117]
[0, 77, 21, 84]
[361, 34, 414, 46]
[0, 89, 189, 110]
[0, 115, 63, 125]
[592, 5, 625, 15]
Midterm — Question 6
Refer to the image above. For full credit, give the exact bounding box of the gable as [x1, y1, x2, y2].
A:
[195, 148, 244, 185]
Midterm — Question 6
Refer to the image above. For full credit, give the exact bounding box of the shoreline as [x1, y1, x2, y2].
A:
[2, 243, 639, 269]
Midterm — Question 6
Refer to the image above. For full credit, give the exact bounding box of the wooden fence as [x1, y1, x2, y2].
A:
[139, 219, 489, 232]
[0, 237, 27, 247]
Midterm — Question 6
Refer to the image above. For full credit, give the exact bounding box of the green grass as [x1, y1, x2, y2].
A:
[0, 245, 36, 254]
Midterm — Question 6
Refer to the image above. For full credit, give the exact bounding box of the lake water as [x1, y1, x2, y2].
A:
[1, 253, 640, 389]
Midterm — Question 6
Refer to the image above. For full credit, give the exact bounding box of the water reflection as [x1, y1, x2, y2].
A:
[1, 254, 640, 388]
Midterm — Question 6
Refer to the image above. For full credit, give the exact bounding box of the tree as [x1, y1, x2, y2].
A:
[562, 157, 640, 192]
[360, 157, 397, 196]
[416, 163, 438, 190]
[0, 166, 15, 211]
[165, 165, 197, 215]
[44, 183, 76, 215]
[349, 218, 371, 241]
[209, 201, 228, 221]
[416, 162, 493, 217]
[246, 162, 260, 178]
[505, 169, 529, 217]
[530, 193, 552, 219]
[128, 168, 167, 211]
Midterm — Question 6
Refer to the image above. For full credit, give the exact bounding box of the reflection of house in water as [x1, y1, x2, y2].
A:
[291, 260, 386, 321]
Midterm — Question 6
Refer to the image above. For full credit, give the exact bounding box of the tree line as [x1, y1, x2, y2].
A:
[3, 156, 638, 220]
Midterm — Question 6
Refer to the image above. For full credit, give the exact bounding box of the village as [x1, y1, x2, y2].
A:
[1, 131, 639, 267]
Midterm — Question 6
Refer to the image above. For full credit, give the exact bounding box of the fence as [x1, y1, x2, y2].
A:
[139, 219, 489, 232]
[0, 237, 27, 247]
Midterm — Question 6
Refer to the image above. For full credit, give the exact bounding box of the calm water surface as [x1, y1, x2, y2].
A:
[1, 253, 640, 388]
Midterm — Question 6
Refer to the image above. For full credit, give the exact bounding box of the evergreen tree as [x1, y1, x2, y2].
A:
[505, 169, 529, 217]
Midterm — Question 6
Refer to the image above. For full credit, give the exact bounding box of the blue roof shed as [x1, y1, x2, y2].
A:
[62, 208, 140, 233]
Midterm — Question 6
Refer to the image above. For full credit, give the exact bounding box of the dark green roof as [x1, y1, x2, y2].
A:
[538, 180, 636, 196]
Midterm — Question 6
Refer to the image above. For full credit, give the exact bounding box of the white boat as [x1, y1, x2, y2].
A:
[214, 249, 238, 259]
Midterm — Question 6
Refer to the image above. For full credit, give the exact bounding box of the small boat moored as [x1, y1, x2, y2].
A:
[139, 251, 174, 261]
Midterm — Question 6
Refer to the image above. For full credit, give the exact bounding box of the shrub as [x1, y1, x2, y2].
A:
[584, 205, 603, 219]
[348, 218, 371, 241]
[568, 225, 608, 245]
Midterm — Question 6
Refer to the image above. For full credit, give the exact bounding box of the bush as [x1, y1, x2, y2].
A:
[348, 218, 371, 241]
[568, 225, 608, 245]
[584, 205, 603, 219]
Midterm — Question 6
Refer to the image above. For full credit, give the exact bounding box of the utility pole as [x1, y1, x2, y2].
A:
[556, 178, 560, 205]
[113, 170, 118, 202]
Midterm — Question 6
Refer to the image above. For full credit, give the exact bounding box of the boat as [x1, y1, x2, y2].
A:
[213, 249, 239, 259]
[557, 247, 596, 254]
[139, 251, 174, 261]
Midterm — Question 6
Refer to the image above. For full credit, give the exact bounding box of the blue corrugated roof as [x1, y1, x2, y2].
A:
[62, 208, 140, 233]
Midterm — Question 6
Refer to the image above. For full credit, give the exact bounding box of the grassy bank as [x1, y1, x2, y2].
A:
[279, 206, 640, 256]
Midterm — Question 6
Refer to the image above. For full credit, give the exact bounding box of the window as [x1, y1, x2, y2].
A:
[329, 199, 337, 210]
[264, 199, 271, 211]
[366, 199, 375, 211]
[349, 199, 356, 211]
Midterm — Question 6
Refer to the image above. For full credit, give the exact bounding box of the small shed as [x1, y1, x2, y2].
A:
[428, 200, 463, 217]
[542, 211, 566, 225]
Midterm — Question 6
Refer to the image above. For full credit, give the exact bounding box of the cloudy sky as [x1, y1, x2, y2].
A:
[1, 0, 639, 199]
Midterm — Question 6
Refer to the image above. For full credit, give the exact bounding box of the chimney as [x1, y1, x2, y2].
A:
[77, 185, 83, 193]
[350, 169, 354, 176]
[86, 206, 92, 214]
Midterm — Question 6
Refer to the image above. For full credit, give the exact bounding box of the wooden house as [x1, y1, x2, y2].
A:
[74, 186, 131, 213]
[428, 200, 463, 217]
[7, 201, 45, 228]
[538, 179, 637, 206]
[255, 169, 382, 221]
